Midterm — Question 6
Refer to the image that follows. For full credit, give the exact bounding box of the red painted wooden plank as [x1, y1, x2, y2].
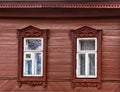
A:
[103, 30, 120, 36]
[0, 71, 17, 77]
[103, 73, 120, 80]
[102, 52, 120, 59]
[0, 80, 72, 91]
[48, 72, 71, 80]
[75, 83, 120, 92]
[103, 59, 120, 67]
[102, 46, 120, 52]
[48, 65, 72, 72]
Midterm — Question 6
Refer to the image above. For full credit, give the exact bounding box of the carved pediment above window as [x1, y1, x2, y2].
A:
[17, 25, 48, 37]
[69, 26, 100, 38]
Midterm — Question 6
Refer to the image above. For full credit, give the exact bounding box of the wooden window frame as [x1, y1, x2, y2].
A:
[23, 38, 43, 77]
[17, 25, 49, 87]
[76, 38, 97, 78]
[69, 26, 102, 89]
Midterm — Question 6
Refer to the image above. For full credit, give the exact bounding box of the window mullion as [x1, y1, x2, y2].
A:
[86, 53, 89, 77]
[32, 53, 34, 76]
[34, 52, 37, 76]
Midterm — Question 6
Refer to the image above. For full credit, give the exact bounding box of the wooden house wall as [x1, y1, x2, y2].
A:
[0, 18, 119, 92]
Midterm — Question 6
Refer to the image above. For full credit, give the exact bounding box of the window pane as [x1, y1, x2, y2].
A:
[79, 40, 95, 50]
[25, 39, 42, 50]
[79, 54, 85, 75]
[89, 54, 95, 76]
[26, 54, 31, 58]
[35, 53, 41, 75]
[25, 60, 32, 75]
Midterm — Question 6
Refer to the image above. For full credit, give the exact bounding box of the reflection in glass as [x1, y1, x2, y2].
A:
[35, 53, 41, 75]
[26, 54, 31, 58]
[26, 39, 42, 50]
[79, 40, 95, 50]
[79, 54, 85, 75]
[89, 54, 95, 75]
[25, 60, 32, 75]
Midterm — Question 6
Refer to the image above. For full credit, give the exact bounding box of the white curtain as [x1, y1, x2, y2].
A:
[80, 40, 95, 50]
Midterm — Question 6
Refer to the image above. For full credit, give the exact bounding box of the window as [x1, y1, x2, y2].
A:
[69, 26, 102, 88]
[17, 25, 49, 87]
[24, 38, 43, 76]
[77, 38, 97, 78]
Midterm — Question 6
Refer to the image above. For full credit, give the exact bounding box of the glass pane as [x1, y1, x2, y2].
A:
[25, 39, 42, 50]
[35, 53, 41, 75]
[26, 54, 31, 58]
[25, 60, 32, 75]
[79, 39, 95, 50]
[89, 54, 95, 75]
[79, 54, 85, 75]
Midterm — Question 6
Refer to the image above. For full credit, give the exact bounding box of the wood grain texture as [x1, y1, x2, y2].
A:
[1, 8, 120, 18]
[0, 80, 73, 91]
[0, 18, 119, 91]
[0, 80, 120, 92]
[74, 82, 120, 92]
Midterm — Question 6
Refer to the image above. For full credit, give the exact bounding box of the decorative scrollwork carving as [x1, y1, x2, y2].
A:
[24, 30, 42, 37]
[78, 30, 97, 37]
[70, 26, 102, 89]
[17, 25, 49, 87]
[18, 81, 47, 87]
[69, 26, 98, 39]
[72, 82, 102, 89]
[18, 25, 46, 37]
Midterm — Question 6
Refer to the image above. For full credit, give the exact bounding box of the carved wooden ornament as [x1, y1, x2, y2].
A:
[17, 25, 49, 87]
[69, 26, 102, 89]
